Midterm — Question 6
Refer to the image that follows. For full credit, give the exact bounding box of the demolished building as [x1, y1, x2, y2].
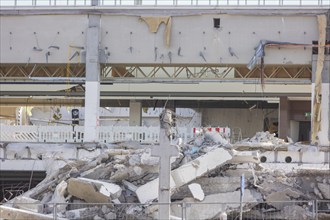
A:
[1, 0, 330, 219]
[1, 125, 330, 219]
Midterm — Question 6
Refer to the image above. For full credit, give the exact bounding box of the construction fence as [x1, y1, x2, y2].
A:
[1, 200, 329, 219]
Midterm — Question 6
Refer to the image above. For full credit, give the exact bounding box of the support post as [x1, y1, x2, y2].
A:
[279, 96, 289, 140]
[84, 14, 101, 142]
[312, 55, 330, 147]
[311, 15, 327, 145]
[151, 109, 179, 219]
[129, 100, 142, 126]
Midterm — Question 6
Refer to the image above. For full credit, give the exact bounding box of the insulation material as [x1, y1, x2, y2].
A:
[140, 16, 172, 48]
[311, 14, 327, 144]
[247, 40, 310, 70]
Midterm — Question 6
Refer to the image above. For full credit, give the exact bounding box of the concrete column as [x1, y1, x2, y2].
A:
[129, 100, 142, 126]
[84, 14, 101, 142]
[279, 96, 290, 139]
[312, 55, 330, 147]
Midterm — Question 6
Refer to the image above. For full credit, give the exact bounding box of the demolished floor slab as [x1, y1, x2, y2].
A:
[136, 147, 232, 203]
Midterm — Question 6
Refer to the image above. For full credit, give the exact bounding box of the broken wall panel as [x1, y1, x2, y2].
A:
[0, 14, 318, 65]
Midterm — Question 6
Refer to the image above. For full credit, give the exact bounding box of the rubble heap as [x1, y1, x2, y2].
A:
[1, 130, 330, 220]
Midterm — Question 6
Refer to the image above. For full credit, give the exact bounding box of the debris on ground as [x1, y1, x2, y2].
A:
[1, 128, 329, 219]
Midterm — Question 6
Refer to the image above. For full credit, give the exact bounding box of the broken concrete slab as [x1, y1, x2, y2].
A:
[13, 196, 43, 213]
[104, 212, 117, 220]
[266, 188, 301, 210]
[171, 147, 231, 186]
[317, 183, 330, 199]
[188, 183, 204, 201]
[171, 189, 262, 220]
[67, 177, 121, 203]
[0, 205, 58, 220]
[172, 176, 242, 200]
[227, 150, 260, 164]
[50, 180, 68, 213]
[122, 180, 138, 192]
[80, 163, 110, 179]
[65, 207, 99, 219]
[136, 147, 231, 203]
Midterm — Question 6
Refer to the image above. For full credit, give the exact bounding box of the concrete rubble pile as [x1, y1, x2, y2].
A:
[1, 130, 330, 220]
[234, 131, 323, 152]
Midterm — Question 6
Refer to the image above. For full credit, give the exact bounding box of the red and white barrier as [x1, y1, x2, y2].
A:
[193, 127, 231, 137]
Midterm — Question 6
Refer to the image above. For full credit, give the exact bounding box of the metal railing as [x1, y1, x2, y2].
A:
[0, 0, 329, 7]
[1, 200, 329, 219]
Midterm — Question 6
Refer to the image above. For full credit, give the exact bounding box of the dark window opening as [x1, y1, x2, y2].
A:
[213, 18, 220, 28]
[313, 40, 330, 55]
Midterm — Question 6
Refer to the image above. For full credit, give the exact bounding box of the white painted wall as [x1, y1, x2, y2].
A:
[0, 15, 88, 64]
[0, 14, 318, 65]
[201, 108, 278, 138]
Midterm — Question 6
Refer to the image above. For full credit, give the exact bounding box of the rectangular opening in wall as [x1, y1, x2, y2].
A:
[213, 18, 220, 28]
[313, 40, 330, 54]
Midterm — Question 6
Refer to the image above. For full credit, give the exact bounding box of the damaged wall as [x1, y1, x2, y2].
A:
[201, 108, 278, 138]
[0, 13, 319, 65]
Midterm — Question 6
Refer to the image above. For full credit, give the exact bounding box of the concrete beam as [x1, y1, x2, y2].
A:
[136, 147, 231, 203]
[129, 100, 142, 126]
[0, 206, 56, 220]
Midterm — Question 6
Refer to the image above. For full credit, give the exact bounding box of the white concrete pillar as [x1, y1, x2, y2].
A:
[312, 55, 330, 147]
[84, 15, 101, 142]
[129, 100, 142, 126]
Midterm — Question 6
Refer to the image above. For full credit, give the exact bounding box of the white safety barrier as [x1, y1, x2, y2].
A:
[1, 125, 224, 144]
[99, 126, 160, 144]
[0, 125, 39, 142]
[1, 0, 329, 7]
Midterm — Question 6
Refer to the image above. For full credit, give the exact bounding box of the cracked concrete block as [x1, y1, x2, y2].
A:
[136, 147, 231, 203]
[65, 207, 99, 219]
[67, 177, 121, 203]
[227, 150, 259, 164]
[0, 206, 56, 220]
[171, 148, 231, 187]
[188, 183, 204, 201]
[128, 154, 141, 166]
[94, 215, 105, 220]
[266, 189, 300, 210]
[80, 164, 110, 179]
[13, 196, 43, 213]
[78, 148, 101, 160]
[122, 180, 138, 192]
[171, 189, 262, 220]
[173, 177, 241, 200]
[104, 212, 117, 220]
[318, 183, 330, 199]
[136, 176, 176, 204]
[50, 180, 68, 213]
[140, 148, 159, 165]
